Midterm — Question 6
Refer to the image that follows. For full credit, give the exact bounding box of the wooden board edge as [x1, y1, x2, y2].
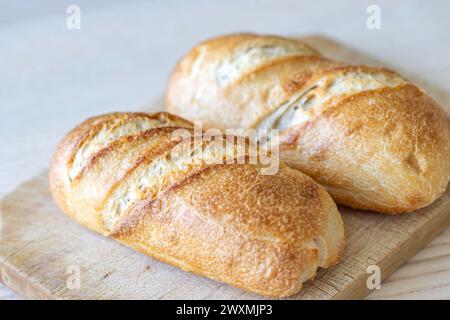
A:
[0, 259, 56, 300]
[334, 202, 450, 300]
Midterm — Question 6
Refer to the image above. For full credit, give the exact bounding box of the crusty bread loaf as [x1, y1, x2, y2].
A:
[49, 111, 345, 297]
[166, 33, 450, 214]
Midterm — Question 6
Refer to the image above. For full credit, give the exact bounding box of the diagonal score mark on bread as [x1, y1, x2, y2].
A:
[256, 66, 406, 132]
[67, 113, 192, 181]
[101, 131, 250, 230]
[49, 111, 345, 297]
[213, 34, 318, 86]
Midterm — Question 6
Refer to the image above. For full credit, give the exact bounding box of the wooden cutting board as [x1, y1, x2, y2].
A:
[1, 171, 449, 299]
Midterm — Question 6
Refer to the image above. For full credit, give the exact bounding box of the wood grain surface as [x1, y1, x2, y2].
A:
[0, 171, 449, 299]
[1, 0, 450, 299]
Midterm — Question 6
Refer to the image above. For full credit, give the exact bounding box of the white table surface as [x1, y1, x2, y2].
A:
[1, 0, 450, 300]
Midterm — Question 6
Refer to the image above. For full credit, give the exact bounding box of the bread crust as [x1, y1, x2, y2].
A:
[165, 33, 450, 213]
[49, 111, 345, 297]
[282, 83, 450, 213]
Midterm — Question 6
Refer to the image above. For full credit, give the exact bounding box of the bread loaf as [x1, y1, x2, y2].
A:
[166, 33, 450, 213]
[49, 111, 345, 297]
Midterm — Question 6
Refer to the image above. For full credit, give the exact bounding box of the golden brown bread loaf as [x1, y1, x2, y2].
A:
[49, 111, 345, 297]
[166, 33, 450, 214]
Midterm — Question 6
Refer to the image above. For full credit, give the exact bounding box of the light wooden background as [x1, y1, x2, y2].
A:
[1, 0, 449, 299]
